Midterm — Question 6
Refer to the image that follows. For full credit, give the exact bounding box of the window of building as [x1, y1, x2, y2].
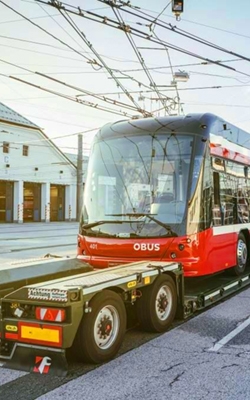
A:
[23, 145, 29, 156]
[3, 142, 9, 154]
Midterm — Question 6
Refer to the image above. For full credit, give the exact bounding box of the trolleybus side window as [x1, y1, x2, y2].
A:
[225, 161, 250, 224]
[212, 156, 250, 226]
[200, 147, 212, 230]
[219, 173, 235, 225]
[212, 171, 222, 226]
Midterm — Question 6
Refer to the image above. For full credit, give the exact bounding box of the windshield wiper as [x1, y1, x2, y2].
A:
[81, 220, 123, 230]
[81, 218, 139, 230]
[107, 213, 178, 236]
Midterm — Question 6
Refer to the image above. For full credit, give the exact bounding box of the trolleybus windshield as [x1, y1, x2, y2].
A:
[81, 132, 200, 238]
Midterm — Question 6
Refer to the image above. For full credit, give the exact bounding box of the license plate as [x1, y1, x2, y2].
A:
[20, 324, 61, 344]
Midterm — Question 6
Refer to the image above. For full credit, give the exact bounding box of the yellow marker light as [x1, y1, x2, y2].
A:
[6, 325, 18, 332]
[144, 276, 150, 285]
[127, 281, 136, 288]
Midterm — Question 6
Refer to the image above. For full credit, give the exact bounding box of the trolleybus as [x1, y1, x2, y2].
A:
[77, 113, 250, 277]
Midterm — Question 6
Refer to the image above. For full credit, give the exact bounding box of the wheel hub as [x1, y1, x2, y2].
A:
[155, 285, 172, 321]
[94, 305, 120, 349]
[158, 294, 168, 312]
[98, 316, 112, 337]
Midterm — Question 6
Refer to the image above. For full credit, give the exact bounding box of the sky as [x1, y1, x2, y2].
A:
[0, 0, 250, 155]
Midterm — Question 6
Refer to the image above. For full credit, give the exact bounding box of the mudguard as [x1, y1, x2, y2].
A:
[0, 343, 68, 376]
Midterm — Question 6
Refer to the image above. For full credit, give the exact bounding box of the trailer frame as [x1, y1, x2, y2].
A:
[0, 260, 250, 376]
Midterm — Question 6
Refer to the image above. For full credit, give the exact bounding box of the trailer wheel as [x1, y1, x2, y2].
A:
[136, 274, 177, 333]
[233, 232, 248, 276]
[74, 290, 126, 364]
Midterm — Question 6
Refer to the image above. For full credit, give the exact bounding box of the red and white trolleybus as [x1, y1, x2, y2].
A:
[77, 113, 250, 277]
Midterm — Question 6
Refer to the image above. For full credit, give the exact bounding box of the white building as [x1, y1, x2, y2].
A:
[0, 102, 77, 223]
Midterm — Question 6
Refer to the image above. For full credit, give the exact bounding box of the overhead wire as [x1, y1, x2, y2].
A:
[34, 0, 250, 78]
[0, 0, 153, 116]
[8, 59, 243, 79]
[1, 0, 249, 123]
[37, 2, 94, 62]
[0, 0, 96, 64]
[150, 28, 184, 115]
[14, 113, 95, 128]
[108, 0, 250, 65]
[0, 127, 99, 145]
[5, 73, 135, 117]
[149, 0, 172, 27]
[0, 96, 115, 126]
[0, 60, 137, 118]
[0, 40, 89, 63]
[0, 31, 244, 72]
[32, 0, 250, 117]
[0, 12, 60, 25]
[0, 34, 151, 64]
[111, 5, 169, 114]
[55, 5, 152, 117]
[0, 58, 151, 115]
[139, 6, 250, 40]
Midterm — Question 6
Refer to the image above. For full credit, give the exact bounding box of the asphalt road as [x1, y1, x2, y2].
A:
[1, 288, 250, 400]
[1, 223, 250, 399]
[38, 289, 250, 400]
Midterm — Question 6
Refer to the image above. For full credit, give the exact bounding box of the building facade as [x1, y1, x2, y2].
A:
[0, 103, 77, 223]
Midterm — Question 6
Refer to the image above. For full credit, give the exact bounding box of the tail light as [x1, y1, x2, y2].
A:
[35, 307, 66, 322]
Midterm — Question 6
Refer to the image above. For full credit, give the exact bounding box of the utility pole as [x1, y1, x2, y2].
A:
[77, 133, 83, 220]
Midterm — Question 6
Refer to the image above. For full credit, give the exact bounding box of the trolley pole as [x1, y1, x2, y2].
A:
[77, 133, 83, 220]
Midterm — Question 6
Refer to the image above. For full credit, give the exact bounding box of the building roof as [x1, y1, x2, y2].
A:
[0, 102, 39, 128]
[0, 101, 76, 169]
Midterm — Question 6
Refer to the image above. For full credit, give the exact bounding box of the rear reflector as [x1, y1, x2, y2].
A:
[5, 332, 18, 340]
[35, 307, 65, 322]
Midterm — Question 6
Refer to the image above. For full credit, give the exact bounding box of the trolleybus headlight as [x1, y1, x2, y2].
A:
[178, 244, 185, 251]
[170, 252, 177, 259]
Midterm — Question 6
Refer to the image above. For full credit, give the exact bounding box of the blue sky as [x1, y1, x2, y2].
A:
[0, 0, 250, 153]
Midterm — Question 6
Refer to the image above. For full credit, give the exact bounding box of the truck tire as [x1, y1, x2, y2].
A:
[233, 232, 248, 276]
[74, 290, 126, 364]
[136, 274, 177, 333]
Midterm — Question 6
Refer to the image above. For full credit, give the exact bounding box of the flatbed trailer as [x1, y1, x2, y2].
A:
[0, 259, 250, 376]
[0, 256, 92, 298]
